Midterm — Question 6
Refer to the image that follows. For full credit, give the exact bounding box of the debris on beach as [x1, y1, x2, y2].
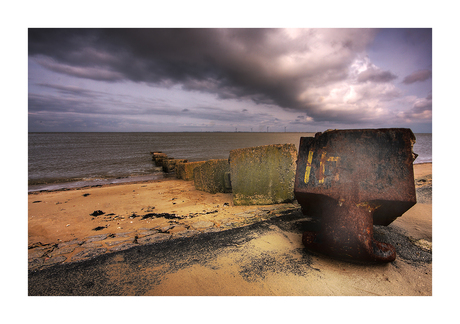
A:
[141, 212, 183, 220]
[90, 210, 105, 217]
[92, 226, 108, 231]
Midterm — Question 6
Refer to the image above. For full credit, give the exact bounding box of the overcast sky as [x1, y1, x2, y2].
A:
[28, 28, 432, 133]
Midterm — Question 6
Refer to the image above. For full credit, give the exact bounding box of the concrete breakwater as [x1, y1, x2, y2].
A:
[151, 143, 298, 206]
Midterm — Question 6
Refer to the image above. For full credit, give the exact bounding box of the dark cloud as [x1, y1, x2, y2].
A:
[35, 56, 124, 81]
[402, 69, 432, 84]
[28, 28, 377, 114]
[36, 83, 103, 97]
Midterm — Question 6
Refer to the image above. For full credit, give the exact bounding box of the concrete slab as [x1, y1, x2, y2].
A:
[229, 144, 297, 205]
[194, 159, 231, 194]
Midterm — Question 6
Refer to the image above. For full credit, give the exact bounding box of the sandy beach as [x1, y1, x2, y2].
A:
[28, 163, 432, 296]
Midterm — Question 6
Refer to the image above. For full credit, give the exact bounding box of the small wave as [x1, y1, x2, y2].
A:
[28, 173, 169, 193]
[28, 177, 86, 186]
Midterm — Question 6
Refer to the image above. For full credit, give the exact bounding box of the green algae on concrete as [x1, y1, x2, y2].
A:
[176, 161, 206, 180]
[229, 144, 297, 205]
[194, 159, 232, 194]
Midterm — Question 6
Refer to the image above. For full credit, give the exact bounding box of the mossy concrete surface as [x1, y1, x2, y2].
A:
[176, 161, 206, 181]
[163, 159, 188, 173]
[229, 144, 297, 205]
[194, 159, 232, 194]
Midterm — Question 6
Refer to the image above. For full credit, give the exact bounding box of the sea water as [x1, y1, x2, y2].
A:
[28, 132, 432, 192]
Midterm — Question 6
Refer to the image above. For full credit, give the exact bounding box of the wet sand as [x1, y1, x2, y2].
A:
[28, 163, 432, 296]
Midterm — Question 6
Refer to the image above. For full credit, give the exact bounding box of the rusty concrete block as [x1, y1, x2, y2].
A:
[229, 144, 297, 206]
[176, 161, 206, 180]
[194, 159, 231, 194]
[294, 128, 417, 263]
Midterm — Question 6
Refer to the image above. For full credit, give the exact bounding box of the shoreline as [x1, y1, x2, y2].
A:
[28, 161, 433, 194]
[27, 172, 172, 193]
[28, 163, 432, 296]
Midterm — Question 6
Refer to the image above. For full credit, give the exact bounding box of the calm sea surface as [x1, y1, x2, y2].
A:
[28, 132, 432, 192]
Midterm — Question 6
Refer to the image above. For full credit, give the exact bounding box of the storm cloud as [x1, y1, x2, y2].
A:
[28, 28, 432, 132]
[28, 29, 378, 109]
